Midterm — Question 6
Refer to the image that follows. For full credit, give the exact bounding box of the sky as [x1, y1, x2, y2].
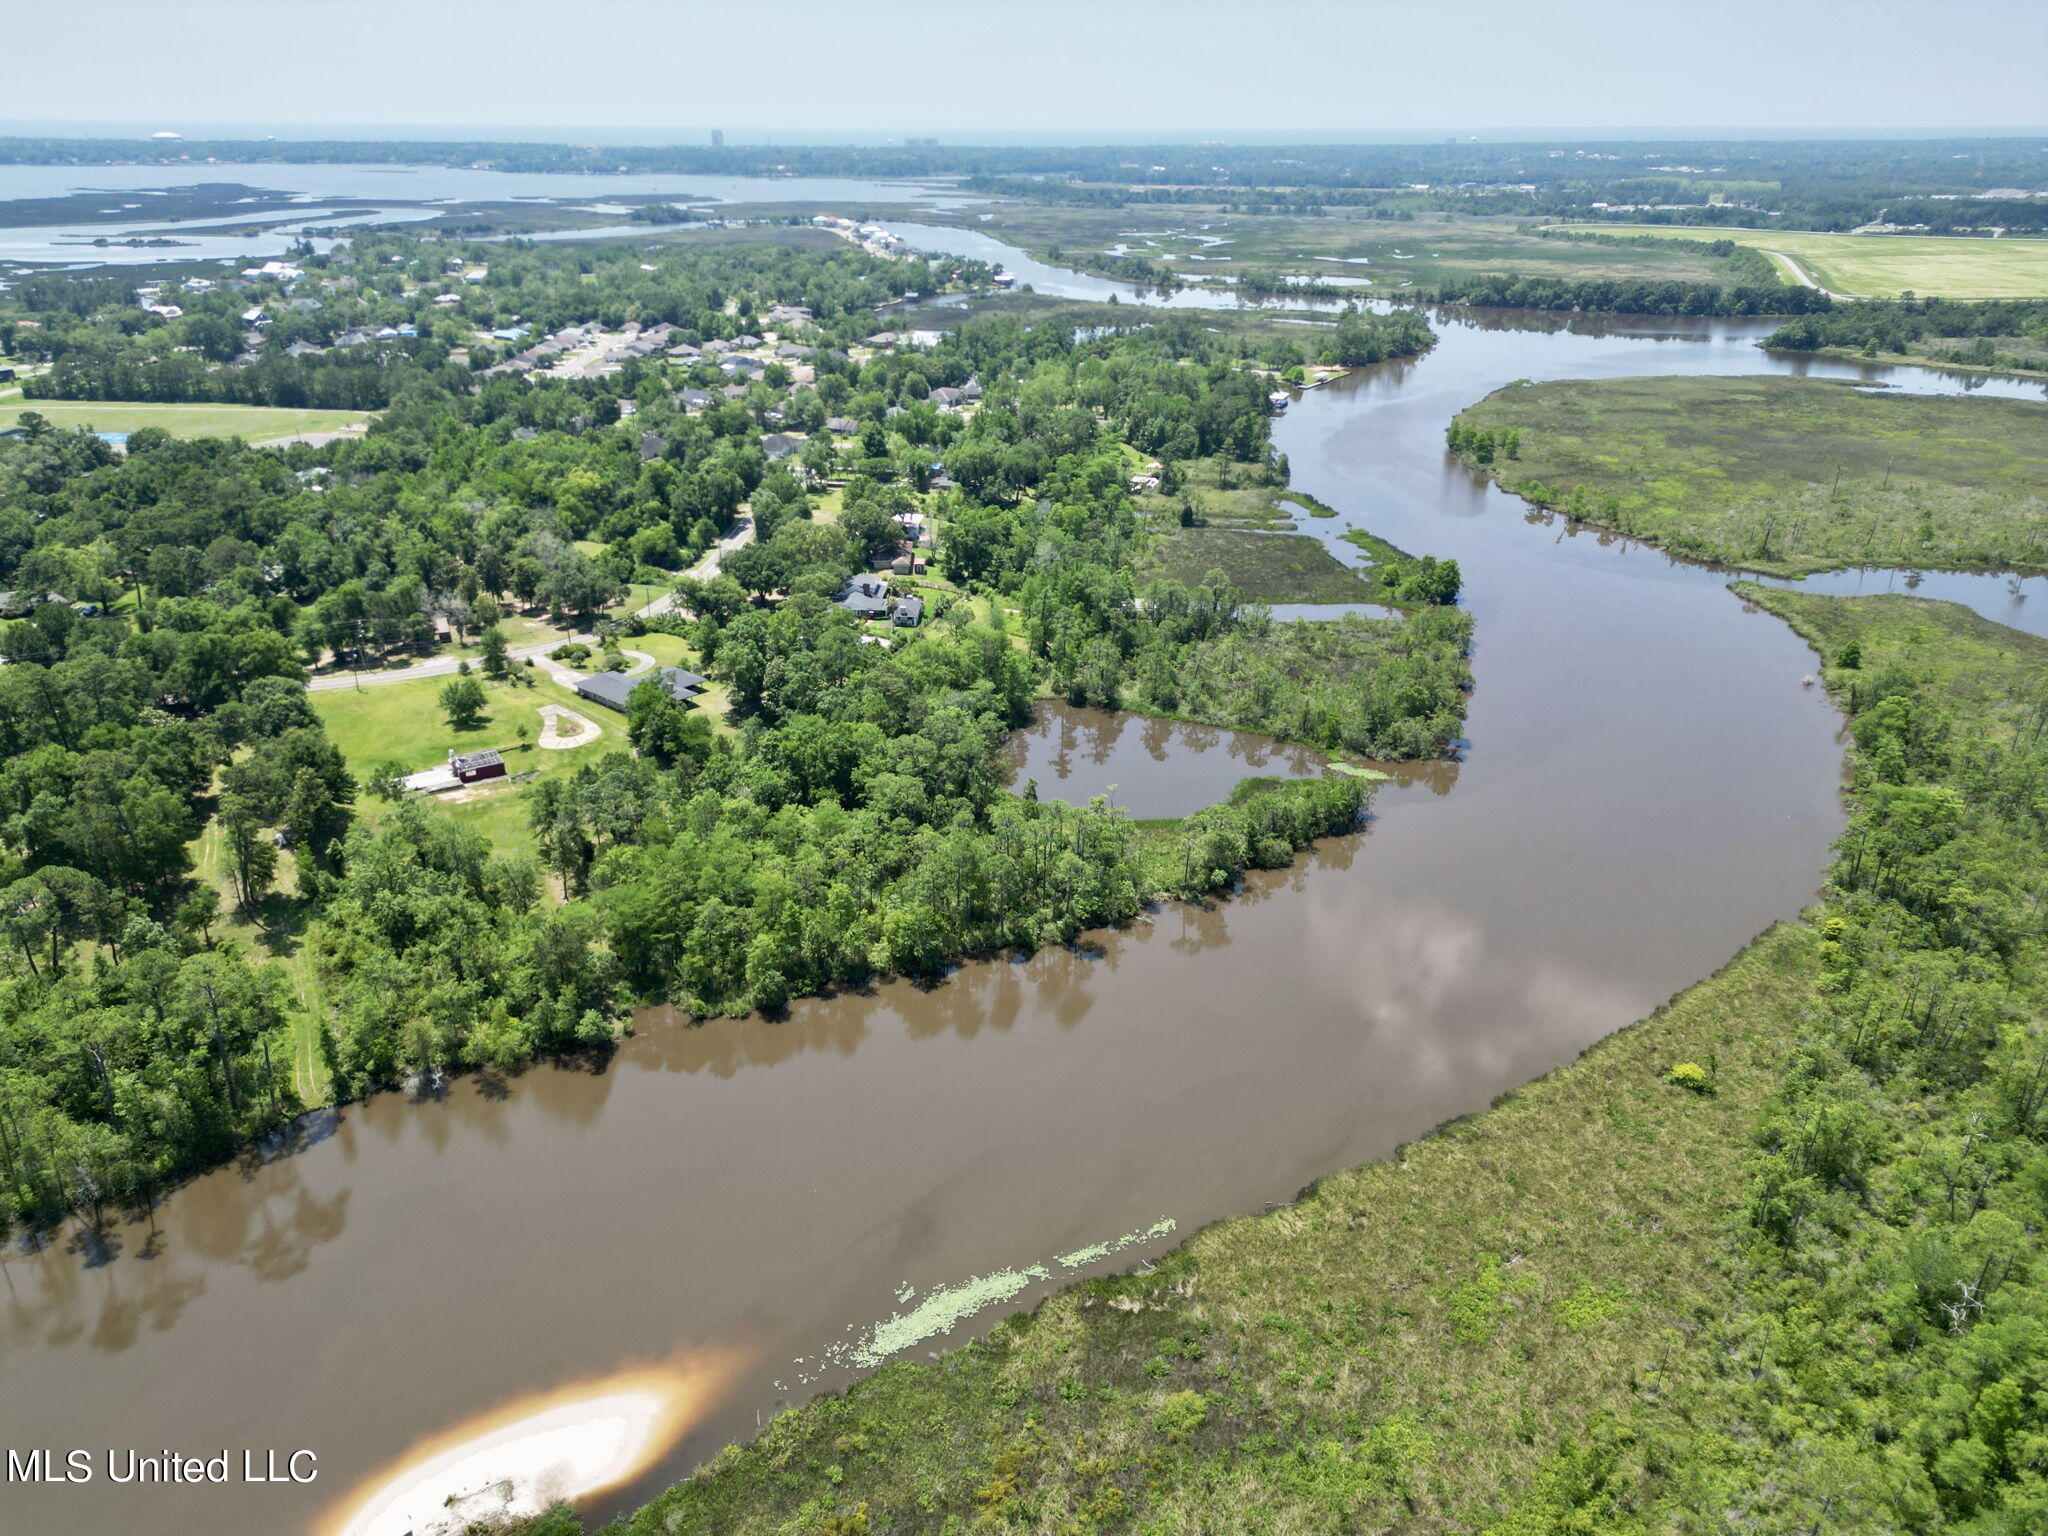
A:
[9, 0, 2046, 141]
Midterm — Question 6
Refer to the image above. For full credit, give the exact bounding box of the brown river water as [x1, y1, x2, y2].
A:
[4, 304, 2045, 1535]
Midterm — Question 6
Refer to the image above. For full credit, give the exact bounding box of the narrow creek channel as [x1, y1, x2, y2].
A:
[3, 269, 2044, 1533]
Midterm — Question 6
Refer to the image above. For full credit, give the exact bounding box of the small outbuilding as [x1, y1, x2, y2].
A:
[451, 748, 507, 785]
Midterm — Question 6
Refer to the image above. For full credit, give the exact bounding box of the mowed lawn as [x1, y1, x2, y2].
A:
[1, 393, 371, 440]
[1548, 223, 2048, 298]
[311, 668, 624, 858]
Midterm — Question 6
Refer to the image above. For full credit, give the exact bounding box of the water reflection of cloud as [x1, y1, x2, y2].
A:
[1302, 892, 1646, 1106]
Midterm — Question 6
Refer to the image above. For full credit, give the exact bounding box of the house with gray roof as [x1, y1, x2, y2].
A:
[837, 573, 892, 620]
[574, 665, 706, 713]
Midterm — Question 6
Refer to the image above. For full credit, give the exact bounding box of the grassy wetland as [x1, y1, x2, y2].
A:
[947, 202, 1752, 297]
[1448, 375, 2048, 576]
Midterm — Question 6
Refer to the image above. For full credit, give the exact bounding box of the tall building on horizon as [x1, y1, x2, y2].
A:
[710, 128, 724, 148]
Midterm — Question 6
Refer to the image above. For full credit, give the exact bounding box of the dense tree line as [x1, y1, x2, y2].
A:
[1421, 270, 1833, 317]
[0, 591, 329, 1230]
[1766, 297, 2048, 368]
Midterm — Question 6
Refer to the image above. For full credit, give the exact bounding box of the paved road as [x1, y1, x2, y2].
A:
[1761, 249, 1855, 302]
[306, 634, 592, 692]
[637, 514, 753, 618]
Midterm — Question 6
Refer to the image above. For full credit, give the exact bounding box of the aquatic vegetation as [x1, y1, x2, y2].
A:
[815, 1219, 1180, 1377]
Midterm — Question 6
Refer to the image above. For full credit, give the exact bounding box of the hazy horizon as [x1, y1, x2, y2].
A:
[4, 121, 2046, 148]
[13, 0, 2045, 138]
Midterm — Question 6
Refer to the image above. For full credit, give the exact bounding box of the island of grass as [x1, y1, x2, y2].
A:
[586, 587, 2048, 1536]
[1448, 374, 2048, 577]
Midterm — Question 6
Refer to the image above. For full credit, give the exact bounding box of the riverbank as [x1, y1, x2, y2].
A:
[1779, 342, 2048, 386]
[1448, 374, 2048, 577]
[580, 583, 2048, 1536]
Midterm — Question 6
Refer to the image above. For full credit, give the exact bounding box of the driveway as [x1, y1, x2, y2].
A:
[637, 515, 753, 618]
[536, 703, 604, 749]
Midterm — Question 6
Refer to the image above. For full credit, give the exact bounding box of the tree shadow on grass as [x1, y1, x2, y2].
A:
[230, 890, 304, 960]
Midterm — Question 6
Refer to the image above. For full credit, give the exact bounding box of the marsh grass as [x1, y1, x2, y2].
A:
[1456, 375, 2048, 576]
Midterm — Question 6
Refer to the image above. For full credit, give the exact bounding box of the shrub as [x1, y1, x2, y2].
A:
[1664, 1061, 1713, 1094]
[1154, 1390, 1209, 1439]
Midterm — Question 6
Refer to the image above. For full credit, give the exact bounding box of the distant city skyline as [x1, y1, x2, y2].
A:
[12, 0, 2045, 137]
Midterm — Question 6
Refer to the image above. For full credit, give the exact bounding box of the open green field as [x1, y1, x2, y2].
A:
[1453, 374, 2048, 575]
[1549, 223, 2048, 299]
[311, 667, 627, 858]
[2, 395, 371, 440]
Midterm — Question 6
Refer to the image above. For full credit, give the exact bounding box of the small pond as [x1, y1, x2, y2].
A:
[1003, 701, 1334, 819]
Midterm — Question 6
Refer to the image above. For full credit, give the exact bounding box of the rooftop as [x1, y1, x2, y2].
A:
[574, 665, 706, 712]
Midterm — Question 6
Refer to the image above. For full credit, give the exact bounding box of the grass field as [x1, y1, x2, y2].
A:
[311, 667, 627, 858]
[1454, 374, 2048, 575]
[1548, 223, 2048, 299]
[1, 394, 371, 440]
